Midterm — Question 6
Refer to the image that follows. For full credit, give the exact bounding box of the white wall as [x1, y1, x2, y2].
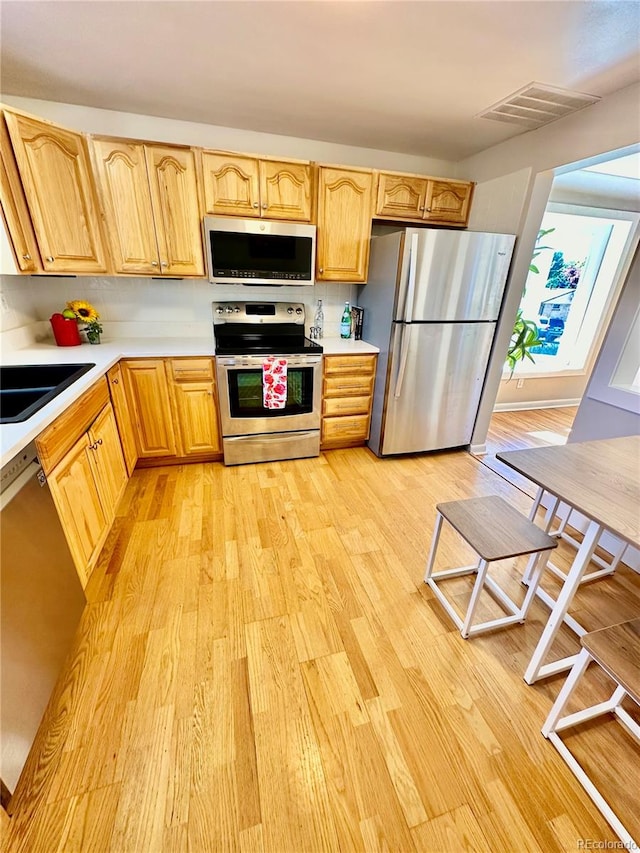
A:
[1, 95, 456, 176]
[463, 83, 640, 449]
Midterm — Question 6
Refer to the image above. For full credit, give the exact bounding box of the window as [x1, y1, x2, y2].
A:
[511, 205, 638, 376]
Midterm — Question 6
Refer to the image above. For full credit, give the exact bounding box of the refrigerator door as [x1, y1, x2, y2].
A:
[378, 321, 496, 455]
[396, 230, 515, 322]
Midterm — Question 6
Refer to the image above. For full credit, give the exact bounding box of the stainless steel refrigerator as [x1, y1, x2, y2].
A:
[358, 228, 515, 456]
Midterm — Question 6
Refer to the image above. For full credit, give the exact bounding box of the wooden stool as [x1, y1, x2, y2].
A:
[424, 496, 557, 638]
[542, 618, 640, 846]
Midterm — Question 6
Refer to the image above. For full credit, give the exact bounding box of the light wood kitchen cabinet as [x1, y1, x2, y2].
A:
[107, 362, 139, 475]
[0, 114, 40, 273]
[321, 354, 377, 449]
[91, 138, 160, 275]
[44, 401, 127, 588]
[92, 138, 204, 276]
[316, 166, 374, 283]
[375, 171, 473, 226]
[201, 152, 312, 221]
[167, 358, 221, 457]
[121, 359, 178, 458]
[145, 145, 204, 276]
[4, 109, 108, 273]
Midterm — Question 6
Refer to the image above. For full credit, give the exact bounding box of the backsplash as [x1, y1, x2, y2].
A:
[0, 275, 357, 347]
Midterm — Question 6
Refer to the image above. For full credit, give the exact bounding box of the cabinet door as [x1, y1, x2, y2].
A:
[259, 160, 312, 221]
[168, 358, 221, 456]
[424, 180, 473, 225]
[316, 167, 373, 283]
[91, 138, 160, 274]
[0, 115, 40, 272]
[87, 404, 128, 523]
[122, 359, 177, 458]
[145, 145, 204, 276]
[201, 152, 260, 217]
[107, 362, 139, 475]
[172, 381, 221, 456]
[4, 111, 108, 273]
[47, 435, 107, 587]
[375, 173, 427, 220]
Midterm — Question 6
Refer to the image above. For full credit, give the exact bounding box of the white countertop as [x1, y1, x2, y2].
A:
[1, 335, 379, 466]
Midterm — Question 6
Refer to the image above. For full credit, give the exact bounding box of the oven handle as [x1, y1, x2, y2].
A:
[216, 356, 322, 368]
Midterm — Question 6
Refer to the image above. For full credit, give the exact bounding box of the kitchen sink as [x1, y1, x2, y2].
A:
[0, 363, 96, 424]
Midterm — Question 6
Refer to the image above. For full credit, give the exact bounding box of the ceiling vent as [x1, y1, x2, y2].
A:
[477, 82, 601, 130]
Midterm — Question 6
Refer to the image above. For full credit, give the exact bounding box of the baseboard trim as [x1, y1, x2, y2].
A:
[493, 398, 581, 413]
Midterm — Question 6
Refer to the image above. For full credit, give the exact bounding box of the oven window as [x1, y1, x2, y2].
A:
[228, 367, 314, 417]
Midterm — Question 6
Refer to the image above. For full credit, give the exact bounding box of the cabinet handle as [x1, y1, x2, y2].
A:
[425, 207, 431, 212]
[161, 261, 168, 267]
[253, 202, 259, 208]
[97, 438, 103, 445]
[22, 253, 31, 260]
[112, 378, 119, 384]
[46, 256, 54, 263]
[261, 203, 267, 209]
[89, 442, 97, 451]
[319, 268, 323, 274]
[151, 260, 158, 267]
[419, 206, 425, 211]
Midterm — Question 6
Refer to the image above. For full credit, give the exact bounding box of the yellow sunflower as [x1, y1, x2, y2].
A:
[67, 300, 99, 323]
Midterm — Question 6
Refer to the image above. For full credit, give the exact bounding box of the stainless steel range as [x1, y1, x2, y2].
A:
[213, 302, 323, 465]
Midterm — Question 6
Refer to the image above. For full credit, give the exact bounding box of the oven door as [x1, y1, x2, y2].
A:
[216, 355, 322, 437]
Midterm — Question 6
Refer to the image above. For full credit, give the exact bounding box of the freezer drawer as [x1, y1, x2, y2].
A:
[378, 322, 495, 455]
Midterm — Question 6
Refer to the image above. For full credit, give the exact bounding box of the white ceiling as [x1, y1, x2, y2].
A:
[1, 0, 639, 161]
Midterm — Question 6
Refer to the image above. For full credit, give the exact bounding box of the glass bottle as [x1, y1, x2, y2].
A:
[340, 302, 351, 339]
[313, 299, 324, 339]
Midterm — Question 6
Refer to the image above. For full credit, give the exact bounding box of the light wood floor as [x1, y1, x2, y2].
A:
[477, 407, 578, 496]
[4, 447, 639, 852]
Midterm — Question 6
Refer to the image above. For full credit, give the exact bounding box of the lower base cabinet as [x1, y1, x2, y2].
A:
[321, 354, 377, 450]
[121, 357, 222, 464]
[45, 401, 127, 587]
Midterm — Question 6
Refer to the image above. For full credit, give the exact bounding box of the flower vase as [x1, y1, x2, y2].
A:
[86, 329, 101, 344]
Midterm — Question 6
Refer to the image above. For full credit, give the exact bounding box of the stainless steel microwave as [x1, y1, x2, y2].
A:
[204, 217, 316, 286]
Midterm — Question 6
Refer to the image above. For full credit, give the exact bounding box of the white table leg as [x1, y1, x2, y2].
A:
[524, 520, 603, 685]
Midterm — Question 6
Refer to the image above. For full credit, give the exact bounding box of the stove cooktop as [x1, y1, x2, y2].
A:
[214, 336, 323, 356]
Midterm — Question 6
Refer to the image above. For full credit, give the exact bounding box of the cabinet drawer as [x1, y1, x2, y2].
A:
[323, 395, 371, 417]
[324, 375, 374, 398]
[169, 357, 214, 382]
[36, 377, 110, 475]
[324, 355, 377, 375]
[322, 415, 370, 443]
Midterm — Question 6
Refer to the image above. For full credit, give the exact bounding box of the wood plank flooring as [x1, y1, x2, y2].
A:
[477, 407, 578, 496]
[4, 447, 639, 852]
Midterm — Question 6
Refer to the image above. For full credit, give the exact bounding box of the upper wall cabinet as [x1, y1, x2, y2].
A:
[0, 114, 41, 273]
[4, 110, 109, 273]
[375, 172, 474, 226]
[145, 145, 204, 276]
[316, 166, 374, 283]
[201, 152, 312, 221]
[92, 138, 204, 276]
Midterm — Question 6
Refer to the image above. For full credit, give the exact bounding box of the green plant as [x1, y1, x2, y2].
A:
[506, 310, 542, 372]
[505, 227, 555, 374]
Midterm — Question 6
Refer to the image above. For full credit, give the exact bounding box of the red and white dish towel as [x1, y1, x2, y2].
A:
[263, 358, 288, 409]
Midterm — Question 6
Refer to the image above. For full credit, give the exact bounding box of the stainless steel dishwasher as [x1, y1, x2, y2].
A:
[0, 443, 85, 802]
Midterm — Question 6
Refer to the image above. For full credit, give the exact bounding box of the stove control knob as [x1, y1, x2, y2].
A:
[295, 308, 303, 315]
[225, 306, 233, 314]
[215, 307, 223, 314]
[234, 306, 240, 313]
[287, 307, 294, 314]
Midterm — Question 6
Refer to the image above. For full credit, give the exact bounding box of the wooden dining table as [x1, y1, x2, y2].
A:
[496, 435, 640, 684]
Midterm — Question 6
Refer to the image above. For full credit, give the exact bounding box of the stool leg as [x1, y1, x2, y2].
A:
[520, 548, 554, 620]
[461, 559, 489, 639]
[424, 512, 444, 583]
[542, 647, 591, 737]
[523, 493, 560, 584]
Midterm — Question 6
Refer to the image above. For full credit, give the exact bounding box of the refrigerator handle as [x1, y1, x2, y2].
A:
[394, 325, 411, 398]
[403, 232, 419, 323]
